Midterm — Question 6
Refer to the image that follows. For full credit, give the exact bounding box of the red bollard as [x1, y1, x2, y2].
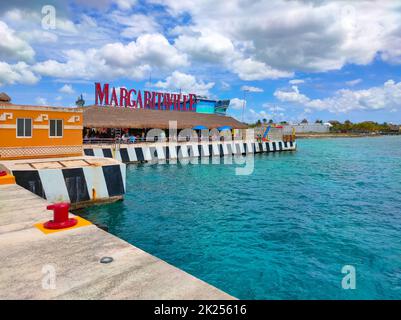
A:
[43, 202, 78, 230]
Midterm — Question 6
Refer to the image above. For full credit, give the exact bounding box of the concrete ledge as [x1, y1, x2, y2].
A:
[0, 156, 126, 209]
[0, 184, 234, 300]
[84, 140, 297, 163]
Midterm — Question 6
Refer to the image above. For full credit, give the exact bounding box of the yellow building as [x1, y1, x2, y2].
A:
[0, 93, 83, 160]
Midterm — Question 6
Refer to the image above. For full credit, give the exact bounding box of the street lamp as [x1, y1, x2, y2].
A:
[241, 89, 249, 122]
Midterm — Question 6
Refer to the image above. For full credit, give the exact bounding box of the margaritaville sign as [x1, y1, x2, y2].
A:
[95, 82, 197, 111]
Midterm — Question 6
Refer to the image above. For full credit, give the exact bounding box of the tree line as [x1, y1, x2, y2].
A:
[247, 118, 400, 133]
[328, 120, 400, 133]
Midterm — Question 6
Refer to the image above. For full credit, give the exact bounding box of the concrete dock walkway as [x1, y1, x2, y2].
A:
[0, 184, 234, 299]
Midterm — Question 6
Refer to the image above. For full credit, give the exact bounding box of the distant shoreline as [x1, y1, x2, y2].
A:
[295, 133, 401, 139]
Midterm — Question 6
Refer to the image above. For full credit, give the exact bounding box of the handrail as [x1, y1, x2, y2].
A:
[82, 135, 250, 145]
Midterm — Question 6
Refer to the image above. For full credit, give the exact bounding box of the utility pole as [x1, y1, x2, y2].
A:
[241, 89, 249, 122]
[271, 105, 279, 124]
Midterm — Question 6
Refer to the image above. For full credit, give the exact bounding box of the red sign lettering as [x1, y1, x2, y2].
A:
[94, 82, 197, 111]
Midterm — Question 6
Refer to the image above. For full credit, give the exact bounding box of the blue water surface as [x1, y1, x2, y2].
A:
[80, 136, 401, 299]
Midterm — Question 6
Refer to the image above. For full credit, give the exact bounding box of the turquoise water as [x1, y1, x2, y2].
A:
[80, 137, 401, 299]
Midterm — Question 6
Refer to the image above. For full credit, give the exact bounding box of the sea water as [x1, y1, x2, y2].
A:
[81, 136, 401, 299]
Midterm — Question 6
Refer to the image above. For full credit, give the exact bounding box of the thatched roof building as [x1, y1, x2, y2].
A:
[83, 106, 247, 129]
[0, 92, 11, 103]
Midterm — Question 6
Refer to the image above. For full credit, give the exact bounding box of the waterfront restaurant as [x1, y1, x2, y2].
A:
[82, 105, 247, 143]
[83, 83, 247, 143]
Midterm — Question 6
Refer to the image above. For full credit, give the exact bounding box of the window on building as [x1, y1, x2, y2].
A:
[49, 119, 63, 137]
[16, 118, 32, 137]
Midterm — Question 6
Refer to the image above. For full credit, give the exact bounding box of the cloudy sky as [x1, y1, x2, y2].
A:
[1, 0, 401, 123]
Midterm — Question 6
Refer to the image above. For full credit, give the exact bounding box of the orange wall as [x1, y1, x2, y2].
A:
[0, 106, 83, 148]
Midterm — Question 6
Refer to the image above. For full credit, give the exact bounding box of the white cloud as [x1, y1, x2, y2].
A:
[156, 0, 401, 75]
[175, 30, 235, 64]
[56, 18, 79, 34]
[174, 27, 292, 80]
[232, 58, 293, 81]
[228, 106, 269, 123]
[100, 33, 188, 69]
[0, 61, 39, 86]
[115, 0, 137, 10]
[2, 0, 401, 102]
[241, 85, 264, 93]
[35, 97, 48, 105]
[153, 71, 214, 96]
[2, 9, 58, 43]
[3, 7, 80, 36]
[240, 108, 270, 123]
[229, 99, 276, 124]
[274, 80, 401, 113]
[262, 104, 285, 112]
[229, 100, 278, 124]
[112, 13, 160, 38]
[80, 14, 98, 28]
[0, 21, 35, 62]
[59, 84, 75, 94]
[2, 7, 122, 62]
[345, 78, 362, 86]
[229, 98, 246, 110]
[289, 79, 305, 85]
[33, 33, 188, 81]
[19, 29, 58, 44]
[274, 85, 310, 104]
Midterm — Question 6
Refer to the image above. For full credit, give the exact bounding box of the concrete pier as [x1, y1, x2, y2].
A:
[0, 156, 126, 209]
[0, 184, 234, 299]
[83, 140, 297, 163]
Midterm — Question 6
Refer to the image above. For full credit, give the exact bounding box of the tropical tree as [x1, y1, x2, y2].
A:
[328, 120, 393, 133]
